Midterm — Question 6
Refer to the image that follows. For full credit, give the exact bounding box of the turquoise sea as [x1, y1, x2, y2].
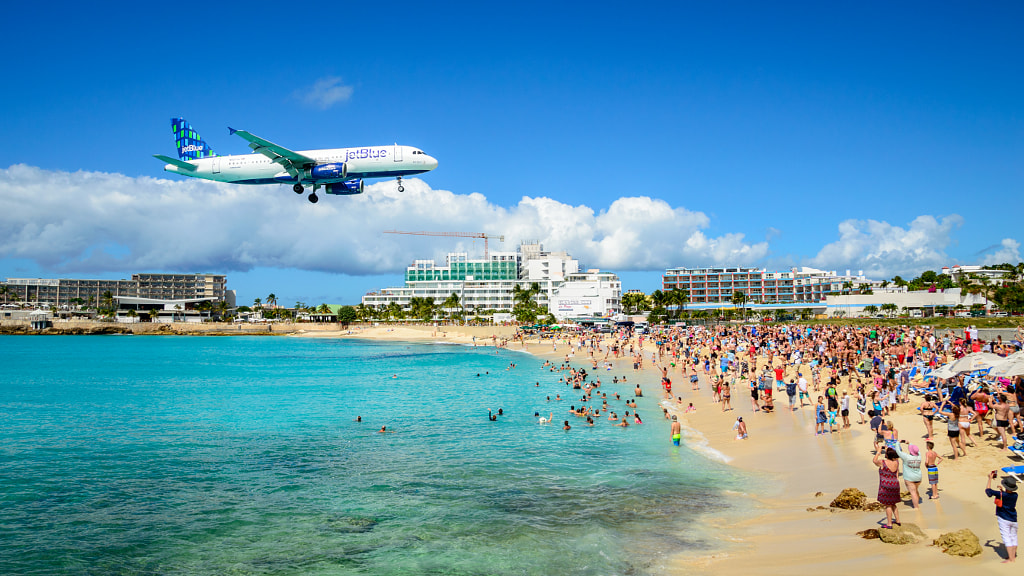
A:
[0, 335, 744, 575]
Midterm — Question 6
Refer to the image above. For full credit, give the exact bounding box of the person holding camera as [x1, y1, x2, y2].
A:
[986, 471, 1018, 563]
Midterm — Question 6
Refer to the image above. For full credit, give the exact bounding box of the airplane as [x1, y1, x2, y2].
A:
[153, 118, 438, 203]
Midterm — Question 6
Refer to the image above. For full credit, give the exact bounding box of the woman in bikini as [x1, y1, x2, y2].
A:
[948, 404, 966, 459]
[920, 394, 938, 440]
[959, 398, 978, 448]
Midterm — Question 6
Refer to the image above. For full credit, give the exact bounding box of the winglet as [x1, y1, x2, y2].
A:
[228, 127, 237, 136]
[153, 154, 197, 172]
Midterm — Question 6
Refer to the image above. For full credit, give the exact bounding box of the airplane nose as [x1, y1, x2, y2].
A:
[426, 155, 438, 170]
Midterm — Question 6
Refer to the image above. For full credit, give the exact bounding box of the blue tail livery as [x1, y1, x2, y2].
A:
[172, 118, 217, 160]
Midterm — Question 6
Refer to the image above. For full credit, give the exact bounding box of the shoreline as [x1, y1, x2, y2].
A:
[310, 326, 1018, 574]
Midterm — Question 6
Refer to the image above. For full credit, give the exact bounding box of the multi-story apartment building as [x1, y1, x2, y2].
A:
[363, 243, 585, 314]
[662, 266, 878, 306]
[2, 273, 229, 308]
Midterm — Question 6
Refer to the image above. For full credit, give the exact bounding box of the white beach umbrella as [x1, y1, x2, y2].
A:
[929, 365, 959, 380]
[990, 354, 1024, 378]
[945, 352, 1004, 374]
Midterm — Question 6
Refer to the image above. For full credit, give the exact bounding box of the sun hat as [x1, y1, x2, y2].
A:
[908, 445, 919, 456]
[1002, 476, 1018, 492]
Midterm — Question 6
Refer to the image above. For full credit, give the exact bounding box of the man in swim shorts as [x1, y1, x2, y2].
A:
[671, 415, 681, 446]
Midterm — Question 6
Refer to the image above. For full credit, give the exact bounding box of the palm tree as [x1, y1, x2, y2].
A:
[842, 281, 853, 295]
[0, 285, 9, 304]
[650, 290, 668, 309]
[730, 290, 747, 321]
[147, 308, 160, 322]
[668, 288, 689, 318]
[443, 292, 461, 321]
[254, 297, 262, 310]
[173, 304, 183, 322]
[863, 305, 879, 317]
[621, 292, 649, 315]
[266, 293, 277, 309]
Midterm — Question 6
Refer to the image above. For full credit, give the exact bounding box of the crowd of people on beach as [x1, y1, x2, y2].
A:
[528, 321, 1024, 562]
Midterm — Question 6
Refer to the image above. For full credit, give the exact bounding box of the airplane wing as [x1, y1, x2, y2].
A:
[228, 128, 316, 178]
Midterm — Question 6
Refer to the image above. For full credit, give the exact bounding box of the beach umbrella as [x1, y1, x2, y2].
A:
[929, 365, 959, 380]
[944, 352, 1004, 374]
[990, 353, 1024, 378]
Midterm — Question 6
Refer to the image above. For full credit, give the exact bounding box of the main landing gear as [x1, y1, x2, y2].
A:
[396, 176, 404, 193]
[294, 182, 317, 203]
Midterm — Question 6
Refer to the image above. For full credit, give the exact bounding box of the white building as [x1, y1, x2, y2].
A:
[362, 243, 585, 315]
[549, 270, 622, 321]
[825, 288, 991, 317]
[942, 265, 1012, 283]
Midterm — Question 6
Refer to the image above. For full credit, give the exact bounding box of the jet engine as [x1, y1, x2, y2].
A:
[311, 162, 348, 180]
[324, 179, 364, 195]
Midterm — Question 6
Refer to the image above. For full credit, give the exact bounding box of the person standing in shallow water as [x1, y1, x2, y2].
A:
[670, 414, 681, 446]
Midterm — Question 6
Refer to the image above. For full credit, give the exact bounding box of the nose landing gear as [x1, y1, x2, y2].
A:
[293, 183, 304, 194]
[396, 176, 404, 193]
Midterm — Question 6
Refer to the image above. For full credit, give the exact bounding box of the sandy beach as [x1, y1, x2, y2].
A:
[297, 324, 1019, 574]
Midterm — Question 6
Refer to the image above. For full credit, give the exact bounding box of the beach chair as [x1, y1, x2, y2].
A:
[1002, 465, 1024, 483]
[1009, 446, 1024, 460]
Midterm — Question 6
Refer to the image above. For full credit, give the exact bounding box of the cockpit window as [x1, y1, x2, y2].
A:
[412, 150, 425, 155]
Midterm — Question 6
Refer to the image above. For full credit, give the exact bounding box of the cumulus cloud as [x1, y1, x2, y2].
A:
[981, 238, 1022, 265]
[297, 76, 353, 109]
[806, 215, 964, 278]
[0, 165, 768, 276]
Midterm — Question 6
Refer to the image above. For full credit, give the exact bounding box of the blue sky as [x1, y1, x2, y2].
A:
[1, 1, 1021, 306]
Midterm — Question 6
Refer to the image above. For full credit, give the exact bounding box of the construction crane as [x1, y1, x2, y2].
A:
[384, 230, 505, 259]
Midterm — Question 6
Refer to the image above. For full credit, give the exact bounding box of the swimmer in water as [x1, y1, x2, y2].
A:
[356, 416, 362, 422]
[379, 425, 390, 433]
[539, 412, 552, 424]
[488, 410, 497, 421]
[563, 420, 571, 431]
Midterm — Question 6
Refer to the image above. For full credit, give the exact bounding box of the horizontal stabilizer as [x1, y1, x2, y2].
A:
[153, 154, 197, 171]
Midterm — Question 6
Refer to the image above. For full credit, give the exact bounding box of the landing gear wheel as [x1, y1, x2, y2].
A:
[396, 176, 404, 193]
[308, 193, 319, 204]
[293, 183, 304, 194]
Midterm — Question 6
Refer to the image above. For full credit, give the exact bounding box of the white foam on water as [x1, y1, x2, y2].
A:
[661, 400, 733, 464]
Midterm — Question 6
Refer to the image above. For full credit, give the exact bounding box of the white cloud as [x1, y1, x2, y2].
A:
[297, 76, 353, 110]
[982, 238, 1022, 265]
[806, 215, 963, 278]
[0, 165, 768, 276]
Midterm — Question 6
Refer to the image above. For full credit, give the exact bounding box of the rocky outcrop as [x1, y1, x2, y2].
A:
[830, 488, 867, 510]
[857, 529, 880, 539]
[878, 523, 926, 545]
[933, 529, 982, 557]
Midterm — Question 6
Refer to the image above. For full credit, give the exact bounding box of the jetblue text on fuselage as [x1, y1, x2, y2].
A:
[346, 148, 387, 161]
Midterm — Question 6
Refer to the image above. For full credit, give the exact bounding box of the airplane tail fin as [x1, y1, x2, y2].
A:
[171, 117, 217, 160]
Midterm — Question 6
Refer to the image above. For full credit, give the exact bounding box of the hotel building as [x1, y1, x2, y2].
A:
[363, 243, 619, 318]
[661, 266, 879, 307]
[2, 273, 230, 308]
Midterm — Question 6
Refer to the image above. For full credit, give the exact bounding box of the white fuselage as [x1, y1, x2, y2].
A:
[162, 144, 438, 185]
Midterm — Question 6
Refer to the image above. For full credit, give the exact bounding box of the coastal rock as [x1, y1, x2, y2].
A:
[862, 501, 883, 511]
[830, 488, 867, 510]
[878, 523, 926, 545]
[933, 529, 982, 557]
[814, 491, 824, 497]
[857, 529, 880, 540]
